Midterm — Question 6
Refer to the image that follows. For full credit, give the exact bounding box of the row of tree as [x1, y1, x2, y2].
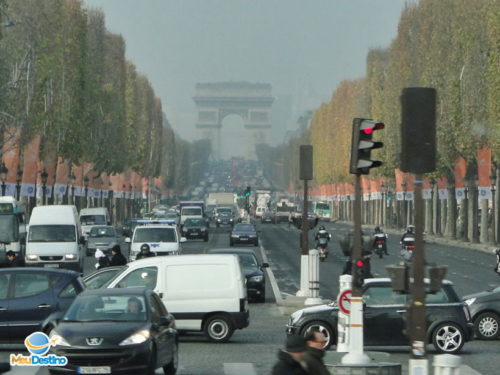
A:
[0, 0, 208, 196]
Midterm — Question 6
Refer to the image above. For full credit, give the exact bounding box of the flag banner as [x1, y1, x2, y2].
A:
[21, 184, 36, 197]
[86, 188, 95, 198]
[370, 192, 383, 200]
[73, 186, 85, 197]
[455, 188, 466, 200]
[54, 184, 67, 196]
[422, 189, 432, 200]
[363, 193, 370, 201]
[478, 187, 492, 200]
[114, 190, 123, 199]
[341, 195, 347, 202]
[92, 189, 102, 199]
[3, 183, 16, 197]
[102, 190, 109, 199]
[438, 189, 449, 200]
[396, 192, 404, 201]
[37, 185, 53, 198]
[405, 191, 414, 201]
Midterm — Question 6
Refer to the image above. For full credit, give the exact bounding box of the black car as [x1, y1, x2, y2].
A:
[47, 288, 178, 375]
[230, 223, 259, 246]
[261, 211, 276, 224]
[181, 218, 209, 241]
[215, 211, 234, 227]
[0, 268, 84, 343]
[207, 248, 269, 302]
[286, 278, 473, 354]
[464, 285, 500, 339]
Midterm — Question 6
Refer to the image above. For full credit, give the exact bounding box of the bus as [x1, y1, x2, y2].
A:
[313, 201, 332, 221]
[0, 196, 27, 266]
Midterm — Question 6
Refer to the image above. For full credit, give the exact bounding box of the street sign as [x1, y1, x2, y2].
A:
[338, 289, 352, 315]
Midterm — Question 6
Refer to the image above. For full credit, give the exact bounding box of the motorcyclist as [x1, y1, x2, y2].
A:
[315, 226, 332, 243]
[400, 225, 416, 243]
[400, 225, 416, 261]
[373, 226, 389, 255]
[136, 243, 156, 260]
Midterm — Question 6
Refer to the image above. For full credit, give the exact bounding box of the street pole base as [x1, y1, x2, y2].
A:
[341, 351, 372, 365]
[304, 297, 323, 306]
[409, 358, 428, 375]
[295, 289, 308, 297]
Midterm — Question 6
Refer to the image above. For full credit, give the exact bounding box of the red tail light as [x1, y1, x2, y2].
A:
[407, 245, 414, 249]
[376, 240, 383, 244]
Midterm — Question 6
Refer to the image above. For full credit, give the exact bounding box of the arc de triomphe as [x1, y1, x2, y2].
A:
[193, 82, 274, 160]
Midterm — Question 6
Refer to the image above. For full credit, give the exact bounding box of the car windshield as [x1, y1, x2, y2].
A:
[90, 227, 115, 238]
[81, 215, 106, 225]
[0, 215, 18, 243]
[234, 224, 255, 232]
[239, 254, 258, 267]
[218, 208, 232, 214]
[64, 294, 147, 322]
[165, 213, 178, 219]
[182, 207, 202, 216]
[316, 203, 330, 210]
[133, 227, 176, 243]
[185, 218, 204, 226]
[29, 225, 76, 242]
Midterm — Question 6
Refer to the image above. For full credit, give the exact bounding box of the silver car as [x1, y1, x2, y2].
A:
[86, 225, 118, 256]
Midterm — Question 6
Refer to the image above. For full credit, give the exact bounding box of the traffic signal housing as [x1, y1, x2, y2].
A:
[245, 186, 251, 197]
[353, 258, 365, 289]
[350, 118, 384, 175]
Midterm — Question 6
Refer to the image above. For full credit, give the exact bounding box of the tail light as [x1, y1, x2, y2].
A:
[407, 245, 415, 250]
[376, 240, 383, 244]
[240, 298, 248, 312]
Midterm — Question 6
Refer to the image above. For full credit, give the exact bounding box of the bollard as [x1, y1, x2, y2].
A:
[337, 274, 352, 352]
[296, 254, 309, 297]
[433, 354, 462, 375]
[305, 249, 322, 305]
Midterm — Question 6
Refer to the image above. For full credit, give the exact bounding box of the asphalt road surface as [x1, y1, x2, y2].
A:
[1, 220, 498, 374]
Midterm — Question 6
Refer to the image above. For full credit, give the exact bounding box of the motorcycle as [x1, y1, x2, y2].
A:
[316, 236, 330, 262]
[400, 236, 415, 262]
[373, 234, 388, 258]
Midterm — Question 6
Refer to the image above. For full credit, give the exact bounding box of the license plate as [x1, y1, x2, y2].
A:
[240, 238, 248, 241]
[43, 264, 59, 268]
[78, 367, 111, 374]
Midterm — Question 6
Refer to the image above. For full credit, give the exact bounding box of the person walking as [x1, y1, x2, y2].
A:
[6, 250, 24, 267]
[110, 245, 127, 266]
[272, 335, 309, 375]
[303, 329, 330, 375]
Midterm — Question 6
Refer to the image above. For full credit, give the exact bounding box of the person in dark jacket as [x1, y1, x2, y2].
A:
[303, 329, 330, 375]
[136, 244, 155, 260]
[6, 250, 24, 267]
[95, 249, 110, 269]
[272, 335, 309, 375]
[110, 245, 127, 266]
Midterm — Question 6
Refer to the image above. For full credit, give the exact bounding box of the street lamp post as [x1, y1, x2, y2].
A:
[84, 176, 89, 208]
[69, 174, 76, 205]
[0, 163, 8, 196]
[129, 184, 132, 218]
[401, 181, 407, 229]
[16, 168, 22, 200]
[381, 183, 387, 228]
[490, 171, 497, 244]
[41, 169, 48, 205]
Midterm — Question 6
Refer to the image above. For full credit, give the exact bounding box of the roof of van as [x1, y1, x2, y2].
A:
[128, 254, 239, 267]
[80, 207, 109, 215]
[29, 205, 78, 225]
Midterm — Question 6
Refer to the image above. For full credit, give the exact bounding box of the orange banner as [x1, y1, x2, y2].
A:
[2, 130, 21, 184]
[21, 135, 41, 185]
[454, 157, 467, 188]
[477, 147, 492, 187]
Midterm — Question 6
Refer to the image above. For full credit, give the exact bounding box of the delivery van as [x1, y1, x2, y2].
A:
[92, 254, 249, 342]
[26, 205, 85, 271]
[79, 207, 111, 239]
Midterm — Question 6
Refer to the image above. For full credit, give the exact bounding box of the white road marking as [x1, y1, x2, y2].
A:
[259, 243, 284, 304]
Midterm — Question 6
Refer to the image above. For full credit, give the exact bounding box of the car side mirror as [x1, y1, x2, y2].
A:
[180, 237, 187, 243]
[158, 314, 173, 326]
[125, 237, 131, 243]
[261, 262, 269, 268]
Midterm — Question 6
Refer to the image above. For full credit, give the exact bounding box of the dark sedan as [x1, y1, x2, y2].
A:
[230, 223, 259, 246]
[48, 288, 178, 375]
[464, 285, 500, 339]
[86, 226, 119, 256]
[286, 278, 473, 354]
[181, 218, 209, 241]
[207, 248, 269, 302]
[261, 211, 276, 224]
[215, 211, 234, 227]
[0, 268, 84, 343]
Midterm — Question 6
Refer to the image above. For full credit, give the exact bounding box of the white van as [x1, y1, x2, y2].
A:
[126, 224, 186, 261]
[26, 205, 85, 271]
[79, 207, 111, 239]
[92, 254, 249, 342]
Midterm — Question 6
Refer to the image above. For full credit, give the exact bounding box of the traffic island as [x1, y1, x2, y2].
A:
[325, 351, 401, 375]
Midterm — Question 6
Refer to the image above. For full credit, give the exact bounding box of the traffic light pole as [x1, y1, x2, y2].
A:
[342, 174, 370, 365]
[301, 179, 308, 256]
[408, 174, 428, 372]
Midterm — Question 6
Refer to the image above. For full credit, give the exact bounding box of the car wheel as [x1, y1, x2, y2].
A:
[475, 312, 500, 340]
[204, 314, 234, 342]
[163, 341, 178, 375]
[300, 321, 335, 350]
[432, 323, 465, 354]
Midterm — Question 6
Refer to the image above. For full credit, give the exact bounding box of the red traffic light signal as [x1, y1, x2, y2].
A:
[356, 259, 365, 267]
[350, 118, 384, 175]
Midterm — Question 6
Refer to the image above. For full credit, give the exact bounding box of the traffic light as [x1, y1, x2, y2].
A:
[245, 186, 251, 197]
[349, 118, 384, 175]
[427, 265, 447, 294]
[386, 264, 410, 294]
[353, 258, 365, 288]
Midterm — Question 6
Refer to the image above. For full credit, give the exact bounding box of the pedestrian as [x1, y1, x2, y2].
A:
[6, 250, 24, 267]
[136, 243, 155, 259]
[271, 335, 309, 375]
[110, 245, 127, 266]
[303, 329, 330, 375]
[95, 249, 110, 269]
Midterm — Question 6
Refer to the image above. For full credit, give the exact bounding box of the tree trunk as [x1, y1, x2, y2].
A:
[440, 199, 447, 236]
[425, 198, 433, 234]
[468, 185, 479, 243]
[446, 186, 457, 239]
[433, 185, 440, 235]
[480, 198, 489, 243]
[494, 166, 500, 244]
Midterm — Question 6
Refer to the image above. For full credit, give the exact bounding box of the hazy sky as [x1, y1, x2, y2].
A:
[84, 0, 412, 156]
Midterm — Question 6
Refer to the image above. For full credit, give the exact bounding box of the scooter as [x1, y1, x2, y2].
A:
[373, 235, 388, 258]
[317, 237, 329, 262]
[400, 236, 415, 262]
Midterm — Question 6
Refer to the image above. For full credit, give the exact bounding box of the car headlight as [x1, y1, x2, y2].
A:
[49, 330, 71, 347]
[231, 235, 239, 238]
[249, 275, 263, 282]
[26, 254, 38, 261]
[119, 329, 151, 346]
[464, 298, 476, 306]
[217, 218, 221, 222]
[65, 254, 77, 261]
[289, 310, 303, 325]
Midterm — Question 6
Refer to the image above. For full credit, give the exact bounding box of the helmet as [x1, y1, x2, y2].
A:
[319, 226, 326, 231]
[407, 225, 415, 233]
[374, 226, 381, 233]
[140, 244, 150, 252]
